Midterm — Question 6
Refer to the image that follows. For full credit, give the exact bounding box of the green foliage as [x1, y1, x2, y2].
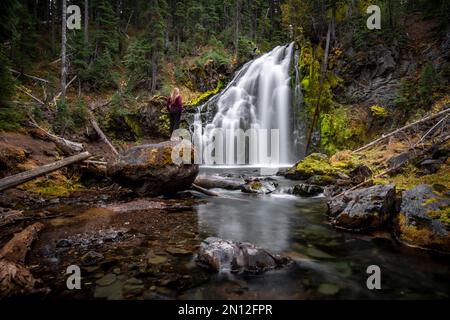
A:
[188, 80, 223, 107]
[370, 105, 388, 118]
[0, 50, 24, 131]
[71, 97, 89, 129]
[123, 38, 151, 88]
[418, 62, 435, 107]
[194, 49, 230, 69]
[320, 106, 366, 155]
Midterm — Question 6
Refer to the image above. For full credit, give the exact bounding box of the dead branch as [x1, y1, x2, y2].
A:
[89, 112, 119, 156]
[354, 108, 450, 153]
[28, 116, 84, 154]
[191, 183, 219, 196]
[10, 69, 50, 84]
[16, 86, 45, 106]
[0, 209, 26, 228]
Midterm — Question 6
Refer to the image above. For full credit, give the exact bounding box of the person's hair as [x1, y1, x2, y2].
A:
[170, 87, 180, 103]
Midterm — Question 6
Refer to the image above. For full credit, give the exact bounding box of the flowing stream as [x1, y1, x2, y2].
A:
[24, 44, 449, 300]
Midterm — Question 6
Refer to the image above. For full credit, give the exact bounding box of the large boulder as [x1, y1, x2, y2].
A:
[197, 237, 292, 273]
[107, 141, 198, 196]
[395, 185, 449, 253]
[327, 184, 396, 231]
[285, 153, 336, 180]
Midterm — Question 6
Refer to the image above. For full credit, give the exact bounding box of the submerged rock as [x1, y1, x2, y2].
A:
[196, 237, 292, 273]
[327, 184, 396, 231]
[107, 141, 198, 196]
[395, 184, 449, 253]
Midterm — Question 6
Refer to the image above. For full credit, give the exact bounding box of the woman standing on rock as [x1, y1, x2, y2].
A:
[167, 87, 183, 135]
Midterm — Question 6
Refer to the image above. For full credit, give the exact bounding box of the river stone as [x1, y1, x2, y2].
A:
[241, 179, 277, 194]
[166, 247, 192, 256]
[96, 273, 117, 286]
[148, 255, 168, 265]
[81, 251, 104, 266]
[395, 184, 450, 253]
[318, 283, 340, 296]
[327, 184, 396, 231]
[292, 184, 323, 197]
[197, 237, 292, 273]
[107, 141, 198, 196]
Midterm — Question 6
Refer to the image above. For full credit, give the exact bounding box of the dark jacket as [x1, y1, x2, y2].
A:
[167, 96, 182, 114]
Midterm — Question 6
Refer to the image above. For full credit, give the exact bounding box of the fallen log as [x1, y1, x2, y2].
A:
[89, 113, 119, 156]
[0, 151, 91, 192]
[29, 117, 84, 154]
[191, 183, 219, 197]
[0, 223, 44, 298]
[0, 223, 44, 263]
[0, 208, 25, 228]
[354, 108, 450, 153]
[194, 175, 244, 190]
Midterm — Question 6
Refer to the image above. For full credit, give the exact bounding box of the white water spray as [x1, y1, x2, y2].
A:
[194, 42, 297, 166]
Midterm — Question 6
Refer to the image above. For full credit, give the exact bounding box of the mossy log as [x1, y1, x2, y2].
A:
[0, 151, 91, 192]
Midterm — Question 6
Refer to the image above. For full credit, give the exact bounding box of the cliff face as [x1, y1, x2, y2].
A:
[299, 12, 450, 155]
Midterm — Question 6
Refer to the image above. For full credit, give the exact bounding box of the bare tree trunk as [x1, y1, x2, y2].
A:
[60, 0, 67, 104]
[305, 23, 332, 154]
[84, 0, 89, 44]
[51, 0, 55, 56]
[234, 0, 240, 60]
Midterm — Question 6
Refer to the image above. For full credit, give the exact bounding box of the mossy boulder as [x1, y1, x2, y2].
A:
[395, 184, 450, 253]
[327, 184, 397, 231]
[241, 178, 277, 194]
[285, 153, 339, 180]
[107, 141, 198, 196]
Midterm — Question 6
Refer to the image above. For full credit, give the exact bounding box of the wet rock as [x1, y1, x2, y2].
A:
[123, 277, 144, 295]
[166, 247, 192, 256]
[418, 159, 443, 174]
[81, 251, 104, 266]
[55, 239, 72, 248]
[327, 184, 396, 231]
[292, 184, 323, 197]
[197, 237, 292, 273]
[349, 164, 372, 185]
[241, 178, 277, 194]
[107, 141, 198, 196]
[318, 283, 340, 296]
[194, 175, 245, 190]
[148, 255, 168, 265]
[395, 185, 450, 253]
[96, 273, 117, 286]
[56, 228, 128, 249]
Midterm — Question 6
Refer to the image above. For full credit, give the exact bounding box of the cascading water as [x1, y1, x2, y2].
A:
[193, 42, 300, 166]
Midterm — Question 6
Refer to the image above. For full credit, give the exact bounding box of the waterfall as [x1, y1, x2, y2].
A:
[193, 42, 299, 166]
